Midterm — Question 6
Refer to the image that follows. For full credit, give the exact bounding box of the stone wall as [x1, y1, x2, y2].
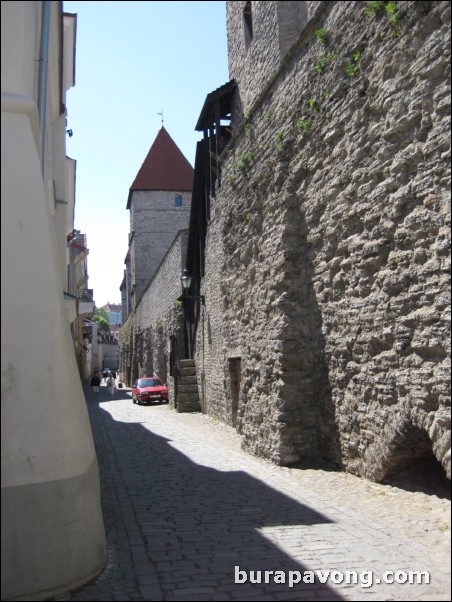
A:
[119, 230, 188, 392]
[196, 0, 451, 480]
[130, 190, 191, 304]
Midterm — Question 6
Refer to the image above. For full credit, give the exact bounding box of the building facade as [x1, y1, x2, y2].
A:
[99, 330, 119, 371]
[119, 128, 194, 390]
[189, 0, 451, 482]
[68, 231, 96, 379]
[124, 126, 193, 313]
[1, 3, 106, 599]
[101, 302, 122, 326]
[120, 230, 189, 390]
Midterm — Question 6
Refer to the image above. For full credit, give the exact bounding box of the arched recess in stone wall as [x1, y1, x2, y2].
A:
[365, 408, 451, 483]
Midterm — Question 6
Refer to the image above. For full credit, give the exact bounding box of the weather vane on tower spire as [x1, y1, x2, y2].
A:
[157, 109, 164, 125]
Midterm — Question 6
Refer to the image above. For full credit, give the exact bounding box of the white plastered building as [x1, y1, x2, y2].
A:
[1, 2, 106, 599]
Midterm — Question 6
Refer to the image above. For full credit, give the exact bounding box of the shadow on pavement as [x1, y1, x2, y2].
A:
[73, 387, 346, 602]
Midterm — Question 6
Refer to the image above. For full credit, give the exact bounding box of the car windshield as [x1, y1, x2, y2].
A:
[138, 379, 163, 388]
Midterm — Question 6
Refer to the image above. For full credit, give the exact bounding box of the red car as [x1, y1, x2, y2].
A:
[132, 377, 169, 405]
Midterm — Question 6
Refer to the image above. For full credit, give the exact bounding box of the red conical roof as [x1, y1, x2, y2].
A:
[127, 127, 194, 209]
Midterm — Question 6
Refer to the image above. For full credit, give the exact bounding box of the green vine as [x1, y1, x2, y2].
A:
[314, 28, 329, 46]
[385, 2, 402, 36]
[364, 1, 386, 16]
[236, 150, 254, 173]
[296, 117, 311, 134]
[364, 1, 402, 37]
[118, 315, 132, 344]
[345, 50, 361, 77]
[314, 52, 338, 75]
[308, 98, 319, 111]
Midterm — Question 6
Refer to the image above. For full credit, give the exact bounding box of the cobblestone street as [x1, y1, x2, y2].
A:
[55, 383, 451, 601]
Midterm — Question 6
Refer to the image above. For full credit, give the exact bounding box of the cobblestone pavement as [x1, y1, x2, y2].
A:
[55, 383, 451, 602]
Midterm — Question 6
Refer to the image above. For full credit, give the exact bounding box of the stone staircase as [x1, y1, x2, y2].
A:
[176, 359, 201, 413]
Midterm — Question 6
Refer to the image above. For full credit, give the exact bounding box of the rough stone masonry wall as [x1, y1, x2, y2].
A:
[130, 190, 191, 304]
[198, 0, 451, 480]
[119, 230, 188, 392]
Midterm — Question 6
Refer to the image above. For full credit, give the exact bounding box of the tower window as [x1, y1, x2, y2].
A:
[244, 1, 253, 47]
[175, 195, 182, 207]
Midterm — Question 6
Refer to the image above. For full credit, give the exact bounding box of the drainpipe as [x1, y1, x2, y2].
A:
[38, 1, 51, 175]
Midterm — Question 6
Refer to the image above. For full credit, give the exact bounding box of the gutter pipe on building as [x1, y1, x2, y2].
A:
[38, 1, 51, 175]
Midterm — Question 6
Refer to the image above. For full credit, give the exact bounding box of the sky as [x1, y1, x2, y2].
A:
[63, 1, 229, 308]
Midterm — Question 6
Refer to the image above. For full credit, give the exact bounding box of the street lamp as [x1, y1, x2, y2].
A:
[181, 268, 192, 293]
[180, 270, 205, 359]
[180, 269, 193, 359]
[180, 269, 204, 304]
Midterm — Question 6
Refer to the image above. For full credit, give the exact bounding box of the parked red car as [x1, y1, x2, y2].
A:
[132, 377, 169, 405]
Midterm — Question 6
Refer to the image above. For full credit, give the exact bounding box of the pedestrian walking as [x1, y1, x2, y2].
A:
[90, 371, 101, 400]
[107, 373, 116, 398]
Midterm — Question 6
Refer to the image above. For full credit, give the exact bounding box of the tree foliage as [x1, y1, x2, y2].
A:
[93, 307, 110, 331]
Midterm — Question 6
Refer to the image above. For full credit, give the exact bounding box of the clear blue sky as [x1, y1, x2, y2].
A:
[63, 1, 229, 308]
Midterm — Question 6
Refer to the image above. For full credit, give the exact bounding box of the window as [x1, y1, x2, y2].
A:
[244, 1, 253, 47]
[175, 195, 182, 207]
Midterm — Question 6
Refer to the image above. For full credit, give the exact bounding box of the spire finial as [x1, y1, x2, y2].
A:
[157, 109, 164, 125]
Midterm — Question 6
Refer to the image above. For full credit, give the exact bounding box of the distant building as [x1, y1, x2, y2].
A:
[98, 329, 119, 371]
[68, 231, 95, 378]
[124, 126, 193, 315]
[120, 271, 128, 324]
[119, 128, 193, 387]
[101, 302, 122, 326]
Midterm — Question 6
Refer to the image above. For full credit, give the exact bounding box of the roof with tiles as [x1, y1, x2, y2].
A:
[101, 303, 122, 313]
[127, 127, 194, 209]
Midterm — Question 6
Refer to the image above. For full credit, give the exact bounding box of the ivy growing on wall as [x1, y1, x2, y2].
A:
[225, 1, 408, 187]
[364, 1, 402, 36]
[118, 315, 132, 344]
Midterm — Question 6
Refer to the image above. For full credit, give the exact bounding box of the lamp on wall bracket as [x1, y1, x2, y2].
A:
[181, 268, 192, 292]
[180, 269, 204, 304]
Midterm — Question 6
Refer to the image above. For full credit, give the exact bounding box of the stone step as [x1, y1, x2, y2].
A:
[178, 384, 199, 395]
[180, 367, 197, 377]
[176, 359, 200, 413]
[177, 393, 200, 403]
[176, 401, 201, 413]
[179, 359, 196, 367]
[179, 375, 198, 385]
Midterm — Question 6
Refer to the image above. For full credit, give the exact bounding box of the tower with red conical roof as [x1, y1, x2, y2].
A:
[126, 127, 193, 309]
